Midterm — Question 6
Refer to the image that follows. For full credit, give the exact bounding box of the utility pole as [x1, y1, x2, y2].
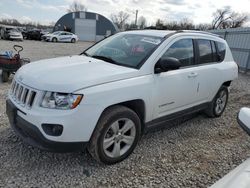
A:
[135, 10, 138, 28]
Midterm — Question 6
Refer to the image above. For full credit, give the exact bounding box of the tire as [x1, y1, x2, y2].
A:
[52, 37, 57, 42]
[2, 71, 9, 82]
[71, 38, 76, 43]
[205, 86, 229, 118]
[88, 105, 141, 165]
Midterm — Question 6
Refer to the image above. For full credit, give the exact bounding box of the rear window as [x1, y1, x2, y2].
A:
[216, 42, 226, 62]
[197, 39, 214, 64]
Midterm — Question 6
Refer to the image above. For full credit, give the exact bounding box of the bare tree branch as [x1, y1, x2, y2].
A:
[110, 11, 130, 30]
[212, 7, 248, 29]
[67, 1, 87, 13]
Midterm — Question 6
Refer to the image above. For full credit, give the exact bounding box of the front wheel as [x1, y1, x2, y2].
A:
[205, 86, 229, 118]
[88, 106, 141, 164]
[71, 38, 76, 43]
[52, 37, 57, 42]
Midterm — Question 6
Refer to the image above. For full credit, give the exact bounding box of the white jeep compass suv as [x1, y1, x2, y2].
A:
[6, 30, 238, 164]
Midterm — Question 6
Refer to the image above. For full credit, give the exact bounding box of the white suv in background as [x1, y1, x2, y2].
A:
[6, 30, 238, 164]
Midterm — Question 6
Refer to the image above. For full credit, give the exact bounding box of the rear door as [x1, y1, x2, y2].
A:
[193, 39, 222, 102]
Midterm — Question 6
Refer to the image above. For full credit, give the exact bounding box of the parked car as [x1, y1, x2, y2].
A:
[0, 28, 23, 41]
[25, 29, 48, 40]
[6, 30, 238, 164]
[42, 31, 78, 43]
[17, 28, 28, 40]
[210, 107, 250, 188]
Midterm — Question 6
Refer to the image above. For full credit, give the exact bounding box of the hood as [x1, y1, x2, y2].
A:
[44, 33, 53, 37]
[15, 55, 139, 93]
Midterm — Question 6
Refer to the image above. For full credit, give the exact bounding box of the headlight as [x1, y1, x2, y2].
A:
[41, 92, 83, 110]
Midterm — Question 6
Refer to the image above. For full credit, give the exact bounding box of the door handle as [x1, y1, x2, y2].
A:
[188, 72, 198, 78]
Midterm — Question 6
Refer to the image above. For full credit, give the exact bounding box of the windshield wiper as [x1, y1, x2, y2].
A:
[81, 51, 90, 56]
[91, 55, 119, 65]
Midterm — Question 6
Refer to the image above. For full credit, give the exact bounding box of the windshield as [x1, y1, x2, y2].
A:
[84, 33, 163, 68]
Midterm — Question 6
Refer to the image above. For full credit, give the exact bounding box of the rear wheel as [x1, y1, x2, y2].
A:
[205, 86, 228, 117]
[88, 105, 141, 164]
[2, 71, 9, 82]
[52, 37, 57, 42]
[71, 38, 76, 43]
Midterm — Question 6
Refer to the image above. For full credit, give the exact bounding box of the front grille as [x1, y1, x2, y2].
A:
[10, 80, 37, 108]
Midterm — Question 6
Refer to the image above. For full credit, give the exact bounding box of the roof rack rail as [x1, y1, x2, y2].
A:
[179, 30, 221, 37]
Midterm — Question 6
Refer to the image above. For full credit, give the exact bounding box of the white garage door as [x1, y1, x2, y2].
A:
[75, 19, 96, 41]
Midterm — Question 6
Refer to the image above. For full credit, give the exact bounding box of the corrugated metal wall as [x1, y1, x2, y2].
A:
[210, 27, 250, 71]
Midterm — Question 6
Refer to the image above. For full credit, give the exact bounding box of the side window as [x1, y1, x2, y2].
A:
[216, 42, 226, 62]
[211, 41, 219, 62]
[162, 39, 194, 67]
[197, 39, 213, 64]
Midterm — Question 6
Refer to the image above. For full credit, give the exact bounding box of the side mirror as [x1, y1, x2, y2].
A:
[155, 57, 181, 73]
[238, 107, 250, 135]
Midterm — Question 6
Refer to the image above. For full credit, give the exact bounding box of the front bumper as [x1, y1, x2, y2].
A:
[6, 99, 87, 152]
[42, 36, 51, 41]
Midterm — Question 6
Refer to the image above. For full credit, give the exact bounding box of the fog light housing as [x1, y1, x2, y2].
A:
[42, 124, 63, 136]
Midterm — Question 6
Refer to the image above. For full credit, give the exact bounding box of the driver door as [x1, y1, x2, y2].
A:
[58, 32, 66, 41]
[153, 38, 200, 119]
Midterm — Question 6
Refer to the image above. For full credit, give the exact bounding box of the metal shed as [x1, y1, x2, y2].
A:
[53, 11, 118, 42]
[209, 27, 250, 72]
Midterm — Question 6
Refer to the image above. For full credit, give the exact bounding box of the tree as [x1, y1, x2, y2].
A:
[179, 18, 195, 30]
[138, 16, 147, 29]
[67, 1, 87, 13]
[229, 12, 248, 28]
[212, 7, 248, 29]
[195, 23, 212, 31]
[155, 19, 164, 29]
[110, 11, 130, 30]
[212, 7, 231, 29]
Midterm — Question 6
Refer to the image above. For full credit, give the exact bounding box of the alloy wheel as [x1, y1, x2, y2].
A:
[103, 118, 136, 158]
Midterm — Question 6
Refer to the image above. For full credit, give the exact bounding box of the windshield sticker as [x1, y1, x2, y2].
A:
[141, 37, 161, 45]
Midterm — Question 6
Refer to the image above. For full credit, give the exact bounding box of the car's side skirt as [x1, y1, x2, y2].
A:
[144, 102, 210, 133]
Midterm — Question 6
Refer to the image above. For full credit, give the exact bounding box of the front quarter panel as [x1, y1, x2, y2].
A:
[76, 74, 154, 125]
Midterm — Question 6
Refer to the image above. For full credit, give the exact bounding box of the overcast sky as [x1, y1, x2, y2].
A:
[1, 0, 250, 26]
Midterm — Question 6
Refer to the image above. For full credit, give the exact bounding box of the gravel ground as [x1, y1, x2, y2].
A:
[0, 40, 93, 62]
[1, 40, 250, 187]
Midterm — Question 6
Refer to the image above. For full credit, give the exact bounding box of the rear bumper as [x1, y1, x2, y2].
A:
[6, 99, 87, 152]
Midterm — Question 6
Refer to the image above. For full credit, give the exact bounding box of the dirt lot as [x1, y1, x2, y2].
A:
[1, 40, 250, 188]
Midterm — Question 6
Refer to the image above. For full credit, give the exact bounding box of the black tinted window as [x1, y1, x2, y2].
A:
[197, 39, 213, 63]
[162, 39, 194, 67]
[211, 41, 219, 62]
[216, 42, 226, 62]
